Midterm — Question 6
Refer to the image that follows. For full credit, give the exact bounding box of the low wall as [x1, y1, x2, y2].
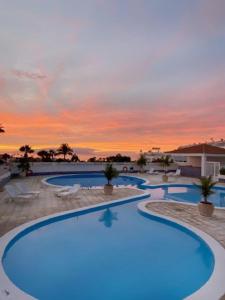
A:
[11, 162, 178, 176]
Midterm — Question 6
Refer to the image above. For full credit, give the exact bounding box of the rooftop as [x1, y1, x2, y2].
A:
[167, 143, 225, 155]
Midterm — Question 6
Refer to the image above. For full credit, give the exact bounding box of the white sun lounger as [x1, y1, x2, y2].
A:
[167, 169, 181, 177]
[5, 185, 34, 202]
[54, 185, 74, 197]
[58, 184, 80, 200]
[147, 168, 159, 175]
[15, 182, 40, 198]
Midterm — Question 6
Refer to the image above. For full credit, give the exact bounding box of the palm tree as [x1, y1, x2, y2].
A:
[49, 149, 56, 161]
[104, 164, 119, 185]
[19, 145, 34, 158]
[136, 154, 147, 172]
[161, 155, 172, 174]
[37, 150, 51, 162]
[71, 153, 79, 162]
[195, 176, 217, 204]
[103, 164, 119, 195]
[57, 143, 73, 160]
[0, 124, 5, 134]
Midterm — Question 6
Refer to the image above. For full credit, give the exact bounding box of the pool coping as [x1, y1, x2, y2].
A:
[138, 200, 225, 300]
[41, 173, 148, 188]
[0, 189, 150, 299]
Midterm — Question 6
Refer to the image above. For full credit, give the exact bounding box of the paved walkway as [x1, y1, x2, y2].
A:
[0, 176, 144, 236]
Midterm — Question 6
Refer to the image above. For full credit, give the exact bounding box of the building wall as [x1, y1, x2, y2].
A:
[180, 166, 201, 178]
[186, 156, 201, 167]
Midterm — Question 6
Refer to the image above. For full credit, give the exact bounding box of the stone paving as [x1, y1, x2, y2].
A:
[146, 201, 225, 248]
[0, 176, 144, 236]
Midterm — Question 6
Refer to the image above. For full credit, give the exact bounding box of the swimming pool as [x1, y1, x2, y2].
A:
[45, 173, 146, 188]
[1, 193, 217, 300]
[44, 174, 225, 208]
[144, 184, 225, 208]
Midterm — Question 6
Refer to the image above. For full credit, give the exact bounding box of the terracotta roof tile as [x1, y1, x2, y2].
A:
[166, 144, 225, 155]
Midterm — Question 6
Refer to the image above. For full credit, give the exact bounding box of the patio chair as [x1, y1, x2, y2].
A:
[58, 184, 80, 200]
[15, 182, 40, 198]
[5, 184, 34, 202]
[147, 167, 159, 175]
[54, 185, 73, 197]
[167, 169, 181, 177]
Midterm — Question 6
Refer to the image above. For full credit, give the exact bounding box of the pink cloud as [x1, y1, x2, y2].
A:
[12, 69, 47, 80]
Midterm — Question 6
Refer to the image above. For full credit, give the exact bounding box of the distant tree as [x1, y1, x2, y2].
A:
[136, 154, 147, 172]
[19, 145, 34, 158]
[0, 124, 5, 134]
[106, 153, 131, 163]
[49, 149, 56, 160]
[57, 143, 73, 160]
[160, 155, 172, 174]
[88, 157, 97, 162]
[0, 153, 11, 161]
[37, 150, 51, 162]
[71, 153, 79, 162]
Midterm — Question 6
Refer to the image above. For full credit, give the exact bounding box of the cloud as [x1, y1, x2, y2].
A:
[12, 70, 47, 80]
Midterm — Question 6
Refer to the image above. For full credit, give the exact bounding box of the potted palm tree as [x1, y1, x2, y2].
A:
[19, 145, 34, 176]
[136, 154, 147, 173]
[161, 155, 171, 182]
[103, 164, 119, 195]
[18, 157, 31, 177]
[195, 176, 217, 217]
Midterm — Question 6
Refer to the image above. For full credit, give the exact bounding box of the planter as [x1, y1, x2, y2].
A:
[162, 174, 168, 182]
[20, 171, 27, 177]
[198, 202, 214, 217]
[104, 184, 113, 195]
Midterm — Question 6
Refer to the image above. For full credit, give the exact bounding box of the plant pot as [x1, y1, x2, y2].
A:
[20, 171, 27, 177]
[104, 184, 113, 195]
[162, 174, 168, 182]
[198, 202, 214, 217]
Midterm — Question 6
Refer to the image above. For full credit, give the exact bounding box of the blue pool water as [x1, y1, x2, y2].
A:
[146, 184, 225, 207]
[46, 173, 225, 207]
[46, 173, 146, 188]
[3, 195, 214, 300]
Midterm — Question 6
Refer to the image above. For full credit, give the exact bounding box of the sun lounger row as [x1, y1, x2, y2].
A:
[5, 183, 40, 201]
[147, 168, 181, 176]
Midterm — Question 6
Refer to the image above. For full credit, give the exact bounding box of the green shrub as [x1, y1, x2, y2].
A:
[220, 168, 225, 175]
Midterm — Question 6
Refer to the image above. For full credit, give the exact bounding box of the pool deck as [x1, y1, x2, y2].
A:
[0, 175, 144, 237]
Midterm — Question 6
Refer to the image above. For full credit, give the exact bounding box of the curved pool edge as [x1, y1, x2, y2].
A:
[138, 200, 225, 300]
[41, 173, 150, 188]
[0, 190, 150, 300]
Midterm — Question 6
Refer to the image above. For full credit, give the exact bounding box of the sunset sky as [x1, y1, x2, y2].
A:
[0, 0, 225, 159]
